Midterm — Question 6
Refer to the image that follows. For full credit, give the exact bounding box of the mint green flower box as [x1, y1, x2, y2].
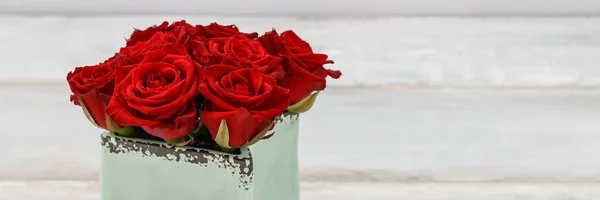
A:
[100, 132, 254, 200]
[100, 113, 300, 200]
[250, 113, 300, 200]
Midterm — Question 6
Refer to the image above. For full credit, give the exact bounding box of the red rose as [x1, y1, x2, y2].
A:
[67, 54, 125, 131]
[67, 56, 118, 98]
[208, 36, 284, 80]
[198, 23, 258, 39]
[126, 21, 258, 66]
[106, 45, 205, 141]
[126, 20, 195, 47]
[190, 23, 259, 64]
[198, 63, 290, 148]
[126, 20, 212, 65]
[120, 32, 188, 65]
[259, 30, 341, 105]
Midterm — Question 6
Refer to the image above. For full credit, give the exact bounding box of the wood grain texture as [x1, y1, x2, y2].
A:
[0, 0, 599, 15]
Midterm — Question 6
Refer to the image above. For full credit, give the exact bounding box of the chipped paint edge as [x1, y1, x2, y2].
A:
[275, 112, 299, 124]
[100, 132, 254, 190]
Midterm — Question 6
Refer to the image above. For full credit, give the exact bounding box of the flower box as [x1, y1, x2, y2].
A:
[100, 132, 254, 200]
[100, 114, 300, 200]
[250, 113, 300, 200]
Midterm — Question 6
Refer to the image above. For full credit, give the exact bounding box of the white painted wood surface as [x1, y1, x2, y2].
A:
[2, 181, 600, 200]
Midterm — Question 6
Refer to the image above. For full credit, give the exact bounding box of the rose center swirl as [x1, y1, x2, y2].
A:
[144, 68, 177, 89]
[231, 43, 253, 58]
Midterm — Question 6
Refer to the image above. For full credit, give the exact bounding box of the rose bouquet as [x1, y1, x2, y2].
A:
[67, 20, 341, 152]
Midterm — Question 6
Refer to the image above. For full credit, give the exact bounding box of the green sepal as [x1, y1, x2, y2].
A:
[243, 121, 275, 147]
[287, 91, 320, 113]
[214, 119, 231, 148]
[105, 114, 122, 131]
[220, 146, 237, 154]
[165, 135, 193, 147]
[77, 95, 103, 129]
[113, 126, 136, 137]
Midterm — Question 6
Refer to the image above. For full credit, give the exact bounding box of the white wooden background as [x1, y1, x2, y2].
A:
[1, 16, 599, 87]
[1, 16, 599, 181]
[1, 2, 600, 199]
[0, 0, 599, 15]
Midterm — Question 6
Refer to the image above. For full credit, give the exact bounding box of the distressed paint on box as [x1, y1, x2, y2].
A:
[251, 113, 300, 200]
[100, 132, 254, 200]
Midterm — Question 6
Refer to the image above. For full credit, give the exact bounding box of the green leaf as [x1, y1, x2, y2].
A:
[214, 119, 231, 148]
[287, 91, 320, 113]
[114, 126, 136, 137]
[165, 135, 192, 147]
[244, 121, 275, 147]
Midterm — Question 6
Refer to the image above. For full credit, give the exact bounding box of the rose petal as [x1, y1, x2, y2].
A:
[77, 90, 110, 130]
[278, 59, 326, 105]
[249, 82, 289, 115]
[257, 29, 285, 56]
[142, 101, 198, 140]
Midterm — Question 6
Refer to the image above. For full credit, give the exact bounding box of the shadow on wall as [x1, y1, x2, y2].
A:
[0, 0, 600, 15]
